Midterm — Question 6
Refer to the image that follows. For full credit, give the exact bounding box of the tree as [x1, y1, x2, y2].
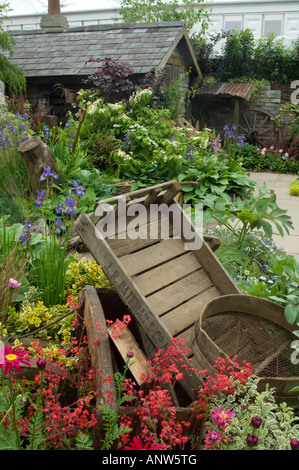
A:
[0, 1, 26, 95]
[118, 0, 211, 35]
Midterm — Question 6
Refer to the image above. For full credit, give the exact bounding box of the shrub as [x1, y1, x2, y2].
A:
[217, 29, 255, 81]
[84, 57, 135, 103]
[290, 179, 299, 196]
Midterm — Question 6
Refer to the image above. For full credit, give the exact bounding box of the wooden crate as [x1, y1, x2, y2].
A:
[76, 285, 203, 450]
[76, 181, 240, 399]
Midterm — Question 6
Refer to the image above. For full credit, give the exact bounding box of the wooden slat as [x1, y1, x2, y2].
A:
[147, 270, 214, 316]
[107, 326, 151, 385]
[161, 286, 220, 336]
[80, 286, 117, 407]
[177, 326, 194, 350]
[133, 251, 200, 296]
[106, 213, 173, 257]
[175, 209, 240, 295]
[120, 238, 186, 276]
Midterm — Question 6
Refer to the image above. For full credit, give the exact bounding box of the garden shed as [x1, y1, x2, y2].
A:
[6, 21, 202, 118]
[193, 81, 281, 145]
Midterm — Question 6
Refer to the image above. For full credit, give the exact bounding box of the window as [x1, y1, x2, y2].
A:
[225, 20, 242, 32]
[264, 19, 282, 36]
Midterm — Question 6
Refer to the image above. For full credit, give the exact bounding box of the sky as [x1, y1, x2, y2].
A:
[7, 0, 122, 16]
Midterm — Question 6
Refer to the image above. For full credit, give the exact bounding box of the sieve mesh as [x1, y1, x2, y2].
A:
[202, 312, 299, 378]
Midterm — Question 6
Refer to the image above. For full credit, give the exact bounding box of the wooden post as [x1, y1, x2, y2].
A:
[234, 97, 240, 133]
[72, 107, 86, 153]
[18, 136, 59, 195]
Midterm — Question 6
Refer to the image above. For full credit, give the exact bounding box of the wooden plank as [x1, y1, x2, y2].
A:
[107, 326, 151, 385]
[170, 206, 240, 295]
[160, 286, 220, 336]
[75, 213, 202, 398]
[94, 180, 180, 208]
[81, 286, 117, 407]
[105, 213, 173, 257]
[120, 238, 185, 276]
[133, 251, 200, 296]
[147, 270, 214, 316]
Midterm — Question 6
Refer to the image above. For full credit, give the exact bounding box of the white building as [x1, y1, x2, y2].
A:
[2, 0, 299, 46]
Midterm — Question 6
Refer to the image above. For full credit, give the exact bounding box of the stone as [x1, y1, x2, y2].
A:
[40, 14, 69, 30]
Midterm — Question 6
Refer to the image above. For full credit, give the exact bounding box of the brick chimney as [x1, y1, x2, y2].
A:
[40, 0, 69, 30]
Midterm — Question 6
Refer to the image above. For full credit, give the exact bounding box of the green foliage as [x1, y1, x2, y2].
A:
[254, 33, 293, 82]
[0, 387, 26, 450]
[216, 30, 299, 82]
[218, 28, 255, 81]
[99, 356, 135, 450]
[74, 431, 94, 450]
[64, 256, 112, 299]
[290, 179, 299, 197]
[204, 185, 294, 246]
[239, 143, 299, 174]
[118, 0, 211, 34]
[202, 376, 299, 450]
[0, 3, 26, 95]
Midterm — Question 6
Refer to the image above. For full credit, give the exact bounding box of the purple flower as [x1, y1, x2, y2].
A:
[55, 198, 78, 218]
[123, 130, 132, 149]
[36, 358, 47, 369]
[53, 218, 65, 234]
[251, 416, 262, 428]
[69, 180, 85, 197]
[39, 166, 59, 183]
[55, 203, 65, 216]
[19, 221, 33, 244]
[185, 146, 194, 160]
[35, 189, 47, 207]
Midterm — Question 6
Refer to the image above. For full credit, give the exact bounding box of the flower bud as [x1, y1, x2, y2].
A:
[290, 438, 299, 450]
[251, 416, 262, 428]
[127, 351, 134, 358]
[246, 433, 258, 447]
[36, 358, 47, 369]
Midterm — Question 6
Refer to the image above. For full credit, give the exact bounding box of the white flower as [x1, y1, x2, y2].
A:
[244, 270, 250, 276]
[260, 276, 267, 281]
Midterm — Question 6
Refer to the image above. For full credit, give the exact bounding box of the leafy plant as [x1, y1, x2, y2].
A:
[204, 185, 294, 246]
[84, 57, 135, 103]
[201, 375, 299, 450]
[99, 354, 135, 450]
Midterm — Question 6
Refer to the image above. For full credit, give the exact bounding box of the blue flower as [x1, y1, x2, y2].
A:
[39, 166, 59, 183]
[123, 130, 132, 149]
[53, 218, 66, 234]
[19, 221, 33, 244]
[35, 189, 47, 207]
[185, 146, 194, 160]
[70, 180, 85, 197]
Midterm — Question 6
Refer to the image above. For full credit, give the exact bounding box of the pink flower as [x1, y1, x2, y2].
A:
[210, 406, 234, 428]
[205, 429, 222, 445]
[8, 278, 21, 289]
[0, 345, 31, 377]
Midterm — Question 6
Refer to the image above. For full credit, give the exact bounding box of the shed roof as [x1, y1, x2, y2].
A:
[6, 21, 201, 79]
[198, 82, 253, 101]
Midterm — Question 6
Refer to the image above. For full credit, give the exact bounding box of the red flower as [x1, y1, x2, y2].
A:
[0, 345, 31, 377]
[123, 436, 163, 450]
